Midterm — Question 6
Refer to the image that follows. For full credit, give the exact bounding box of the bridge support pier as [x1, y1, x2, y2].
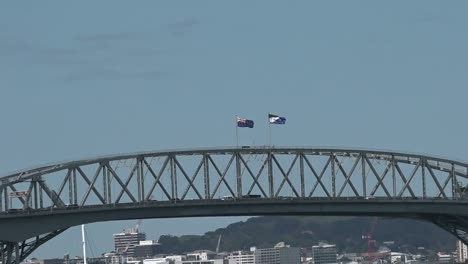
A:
[430, 215, 468, 245]
[0, 242, 17, 264]
[0, 229, 67, 264]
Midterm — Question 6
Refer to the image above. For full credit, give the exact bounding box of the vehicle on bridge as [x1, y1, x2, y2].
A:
[242, 194, 261, 198]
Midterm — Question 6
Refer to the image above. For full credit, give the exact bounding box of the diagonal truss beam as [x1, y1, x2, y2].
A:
[144, 157, 172, 201]
[240, 155, 268, 197]
[37, 181, 65, 207]
[364, 156, 391, 197]
[394, 163, 416, 198]
[176, 157, 204, 200]
[305, 155, 332, 198]
[55, 169, 71, 200]
[209, 154, 236, 199]
[107, 164, 137, 203]
[272, 154, 300, 198]
[80, 165, 104, 206]
[369, 161, 392, 197]
[425, 161, 448, 199]
[397, 161, 421, 198]
[336, 156, 361, 197]
[76, 167, 106, 205]
[438, 172, 452, 198]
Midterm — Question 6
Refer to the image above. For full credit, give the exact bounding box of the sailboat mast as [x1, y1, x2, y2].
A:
[81, 224, 88, 264]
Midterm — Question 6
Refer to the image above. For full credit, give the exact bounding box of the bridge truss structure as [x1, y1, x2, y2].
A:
[1, 147, 468, 263]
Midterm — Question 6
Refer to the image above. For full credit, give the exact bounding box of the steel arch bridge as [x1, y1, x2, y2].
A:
[2, 147, 468, 264]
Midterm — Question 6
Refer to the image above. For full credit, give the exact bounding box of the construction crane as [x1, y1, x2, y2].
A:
[135, 219, 143, 233]
[215, 234, 222, 254]
[360, 159, 379, 262]
[362, 218, 378, 261]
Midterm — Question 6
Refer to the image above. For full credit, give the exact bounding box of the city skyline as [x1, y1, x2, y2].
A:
[1, 0, 468, 259]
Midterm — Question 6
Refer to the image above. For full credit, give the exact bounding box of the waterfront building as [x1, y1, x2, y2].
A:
[134, 240, 161, 258]
[437, 252, 454, 264]
[103, 253, 122, 264]
[254, 242, 301, 264]
[389, 252, 412, 264]
[35, 256, 108, 264]
[175, 259, 223, 264]
[457, 240, 468, 263]
[311, 244, 337, 264]
[143, 258, 169, 264]
[186, 250, 217, 261]
[228, 250, 256, 264]
[113, 228, 147, 258]
[29, 258, 65, 264]
[165, 256, 183, 262]
[126, 260, 142, 264]
[143, 255, 222, 264]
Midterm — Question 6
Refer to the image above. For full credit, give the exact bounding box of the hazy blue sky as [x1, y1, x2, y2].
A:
[1, 0, 468, 259]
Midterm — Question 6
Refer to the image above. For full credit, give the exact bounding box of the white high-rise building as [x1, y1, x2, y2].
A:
[113, 228, 146, 257]
[457, 240, 468, 263]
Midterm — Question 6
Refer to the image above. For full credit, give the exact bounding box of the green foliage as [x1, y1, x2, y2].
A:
[156, 216, 455, 254]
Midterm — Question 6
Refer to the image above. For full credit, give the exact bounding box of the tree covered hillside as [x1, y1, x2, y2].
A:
[157, 216, 455, 254]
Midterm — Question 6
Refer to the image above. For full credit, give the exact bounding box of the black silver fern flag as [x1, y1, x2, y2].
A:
[268, 114, 286, 124]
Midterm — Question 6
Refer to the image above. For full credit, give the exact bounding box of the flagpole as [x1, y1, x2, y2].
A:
[82, 224, 87, 264]
[235, 115, 239, 148]
[268, 113, 272, 148]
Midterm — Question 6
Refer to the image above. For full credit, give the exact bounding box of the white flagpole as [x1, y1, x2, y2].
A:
[235, 116, 239, 148]
[268, 113, 272, 148]
[81, 224, 87, 264]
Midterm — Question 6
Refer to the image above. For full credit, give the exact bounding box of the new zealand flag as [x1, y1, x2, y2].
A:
[237, 116, 254, 128]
